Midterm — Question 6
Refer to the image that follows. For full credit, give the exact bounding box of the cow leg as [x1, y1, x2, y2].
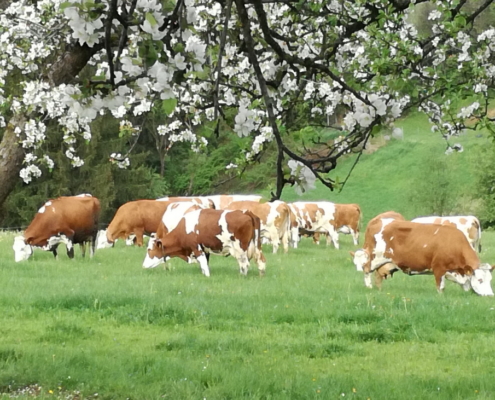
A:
[351, 230, 359, 246]
[89, 234, 96, 258]
[134, 229, 145, 246]
[271, 234, 280, 254]
[256, 250, 266, 276]
[328, 231, 339, 249]
[80, 243, 86, 258]
[51, 245, 59, 259]
[434, 270, 445, 293]
[364, 272, 373, 288]
[375, 271, 384, 289]
[195, 252, 210, 277]
[237, 252, 250, 276]
[281, 230, 289, 253]
[313, 232, 320, 245]
[66, 245, 74, 259]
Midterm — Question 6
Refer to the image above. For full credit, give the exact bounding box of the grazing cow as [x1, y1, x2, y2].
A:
[156, 196, 215, 209]
[13, 195, 101, 262]
[226, 200, 291, 253]
[97, 200, 173, 249]
[358, 219, 493, 295]
[290, 201, 353, 249]
[204, 194, 263, 210]
[311, 203, 362, 246]
[351, 211, 406, 288]
[411, 215, 482, 252]
[143, 208, 266, 276]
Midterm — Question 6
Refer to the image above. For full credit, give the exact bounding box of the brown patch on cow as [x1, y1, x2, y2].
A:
[24, 195, 100, 253]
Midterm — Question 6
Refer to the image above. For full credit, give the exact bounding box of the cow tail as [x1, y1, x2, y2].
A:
[477, 218, 482, 253]
[245, 210, 262, 253]
[357, 205, 363, 233]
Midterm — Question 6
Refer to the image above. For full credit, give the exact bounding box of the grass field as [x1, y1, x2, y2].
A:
[2, 111, 495, 399]
[1, 229, 495, 400]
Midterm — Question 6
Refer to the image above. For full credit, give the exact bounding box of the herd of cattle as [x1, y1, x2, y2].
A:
[11, 193, 494, 296]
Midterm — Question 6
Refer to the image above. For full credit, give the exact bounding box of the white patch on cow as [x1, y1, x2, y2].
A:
[76, 193, 92, 197]
[408, 269, 432, 275]
[38, 206, 46, 213]
[373, 218, 395, 260]
[390, 236, 394, 241]
[352, 249, 368, 272]
[162, 202, 199, 232]
[45, 201, 52, 206]
[156, 196, 170, 202]
[470, 265, 494, 296]
[196, 253, 210, 277]
[142, 254, 164, 269]
[423, 244, 428, 248]
[184, 209, 202, 234]
[45, 234, 73, 251]
[13, 236, 32, 262]
[96, 229, 113, 249]
[434, 228, 439, 235]
[338, 226, 351, 235]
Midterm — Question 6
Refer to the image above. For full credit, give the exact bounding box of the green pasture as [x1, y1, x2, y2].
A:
[1, 230, 495, 400]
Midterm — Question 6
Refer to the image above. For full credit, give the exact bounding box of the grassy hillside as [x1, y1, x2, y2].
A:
[279, 111, 488, 225]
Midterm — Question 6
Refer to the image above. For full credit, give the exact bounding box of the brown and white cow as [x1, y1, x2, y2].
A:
[13, 195, 101, 262]
[96, 200, 173, 248]
[143, 208, 266, 276]
[290, 201, 358, 249]
[357, 219, 493, 296]
[226, 200, 291, 253]
[351, 211, 406, 288]
[310, 203, 362, 247]
[156, 196, 215, 209]
[411, 215, 482, 252]
[204, 194, 263, 210]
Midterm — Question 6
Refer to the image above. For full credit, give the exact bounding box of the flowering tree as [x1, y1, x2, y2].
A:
[1, 0, 494, 210]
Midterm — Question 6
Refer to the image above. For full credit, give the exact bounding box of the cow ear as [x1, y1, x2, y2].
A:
[155, 239, 163, 249]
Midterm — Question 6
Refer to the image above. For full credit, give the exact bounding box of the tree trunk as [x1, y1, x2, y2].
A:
[0, 115, 26, 222]
[0, 42, 103, 222]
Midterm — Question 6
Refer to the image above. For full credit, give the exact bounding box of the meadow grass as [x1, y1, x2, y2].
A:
[2, 111, 494, 399]
[1, 230, 495, 400]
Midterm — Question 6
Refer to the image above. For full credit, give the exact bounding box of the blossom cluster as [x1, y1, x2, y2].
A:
[1, 0, 494, 190]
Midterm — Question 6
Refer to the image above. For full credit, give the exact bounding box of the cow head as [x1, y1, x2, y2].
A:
[96, 229, 113, 249]
[470, 264, 494, 296]
[13, 236, 33, 262]
[142, 236, 168, 269]
[351, 249, 369, 272]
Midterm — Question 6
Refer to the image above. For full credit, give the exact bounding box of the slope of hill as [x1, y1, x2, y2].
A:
[278, 111, 489, 225]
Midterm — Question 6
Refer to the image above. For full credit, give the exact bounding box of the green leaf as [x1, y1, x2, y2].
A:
[59, 2, 76, 10]
[145, 12, 157, 27]
[161, 98, 177, 116]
